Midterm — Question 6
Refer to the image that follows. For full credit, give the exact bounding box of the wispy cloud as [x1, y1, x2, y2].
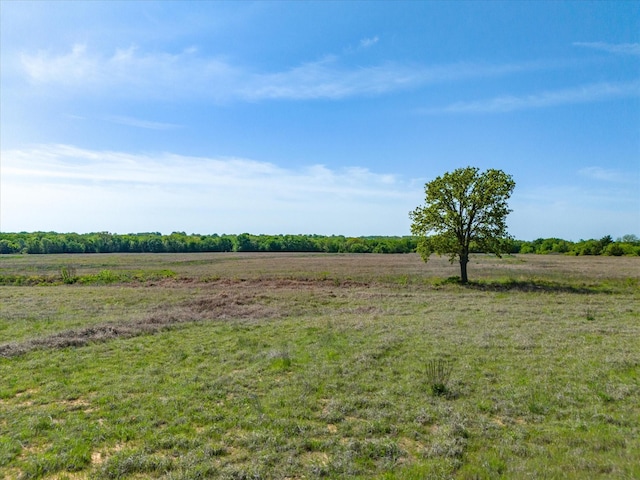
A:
[573, 42, 640, 56]
[2, 144, 408, 194]
[105, 115, 182, 130]
[2, 145, 637, 238]
[236, 58, 552, 100]
[424, 80, 640, 114]
[359, 36, 379, 49]
[20, 44, 240, 101]
[1, 144, 420, 234]
[578, 166, 636, 184]
[18, 44, 554, 102]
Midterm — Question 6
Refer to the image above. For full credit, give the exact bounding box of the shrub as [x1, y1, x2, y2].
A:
[604, 242, 640, 256]
[60, 265, 78, 284]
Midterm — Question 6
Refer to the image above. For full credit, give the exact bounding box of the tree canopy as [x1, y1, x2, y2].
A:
[410, 166, 515, 283]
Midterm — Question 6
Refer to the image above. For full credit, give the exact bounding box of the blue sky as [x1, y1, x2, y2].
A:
[1, 1, 638, 240]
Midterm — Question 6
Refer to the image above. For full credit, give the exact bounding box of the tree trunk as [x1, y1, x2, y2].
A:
[459, 253, 469, 284]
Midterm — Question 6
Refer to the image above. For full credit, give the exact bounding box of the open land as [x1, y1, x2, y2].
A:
[0, 253, 639, 479]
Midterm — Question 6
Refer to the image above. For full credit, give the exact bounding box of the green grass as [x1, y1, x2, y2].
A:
[0, 253, 639, 478]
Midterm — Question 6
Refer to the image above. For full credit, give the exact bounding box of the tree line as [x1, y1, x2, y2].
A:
[512, 235, 640, 256]
[0, 232, 417, 255]
[0, 231, 637, 256]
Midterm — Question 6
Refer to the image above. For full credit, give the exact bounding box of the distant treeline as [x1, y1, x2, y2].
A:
[0, 232, 417, 254]
[511, 235, 640, 256]
[0, 232, 638, 256]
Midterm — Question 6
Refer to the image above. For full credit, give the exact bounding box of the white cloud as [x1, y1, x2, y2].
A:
[359, 36, 379, 49]
[16, 44, 555, 102]
[425, 80, 640, 114]
[0, 144, 420, 235]
[20, 44, 240, 101]
[578, 166, 634, 184]
[219, 58, 552, 101]
[2, 145, 637, 239]
[573, 42, 640, 56]
[20, 44, 94, 83]
[1, 144, 410, 195]
[105, 115, 182, 130]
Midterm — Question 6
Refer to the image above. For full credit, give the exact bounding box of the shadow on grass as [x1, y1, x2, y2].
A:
[435, 276, 609, 294]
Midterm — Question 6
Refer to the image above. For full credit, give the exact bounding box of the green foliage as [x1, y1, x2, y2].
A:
[0, 232, 418, 255]
[98, 451, 174, 479]
[512, 234, 640, 256]
[426, 358, 454, 396]
[410, 167, 515, 283]
[75, 269, 177, 285]
[60, 265, 78, 284]
[79, 270, 125, 284]
[1, 231, 638, 257]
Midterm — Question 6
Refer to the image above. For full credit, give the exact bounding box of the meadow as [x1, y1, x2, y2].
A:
[0, 252, 638, 479]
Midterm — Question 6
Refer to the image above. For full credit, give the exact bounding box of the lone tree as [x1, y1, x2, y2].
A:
[409, 166, 515, 284]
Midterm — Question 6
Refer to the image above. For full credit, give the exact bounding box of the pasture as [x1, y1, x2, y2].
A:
[0, 253, 638, 479]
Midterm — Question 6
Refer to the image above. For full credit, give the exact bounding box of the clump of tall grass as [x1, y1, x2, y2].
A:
[60, 265, 78, 284]
[426, 358, 454, 396]
[267, 348, 293, 371]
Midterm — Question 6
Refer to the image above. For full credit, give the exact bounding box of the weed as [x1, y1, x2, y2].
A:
[97, 451, 174, 479]
[60, 265, 78, 284]
[527, 388, 551, 416]
[427, 419, 469, 460]
[266, 348, 293, 371]
[79, 269, 124, 284]
[434, 276, 462, 287]
[426, 358, 454, 396]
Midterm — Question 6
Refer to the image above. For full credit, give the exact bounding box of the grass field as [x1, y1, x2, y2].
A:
[0, 253, 638, 479]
